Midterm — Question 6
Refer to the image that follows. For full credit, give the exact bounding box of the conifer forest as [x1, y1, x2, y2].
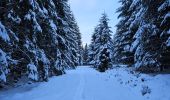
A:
[0, 0, 170, 100]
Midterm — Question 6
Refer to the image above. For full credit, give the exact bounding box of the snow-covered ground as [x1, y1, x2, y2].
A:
[0, 66, 170, 100]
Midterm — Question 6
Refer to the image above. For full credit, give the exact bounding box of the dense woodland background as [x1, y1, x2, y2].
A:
[0, 0, 170, 87]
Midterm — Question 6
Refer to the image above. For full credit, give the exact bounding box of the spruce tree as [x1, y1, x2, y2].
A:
[112, 0, 134, 65]
[158, 0, 170, 71]
[0, 0, 82, 86]
[133, 0, 162, 72]
[83, 44, 88, 65]
[113, 0, 169, 72]
[88, 27, 99, 65]
[89, 13, 113, 72]
[54, 0, 82, 69]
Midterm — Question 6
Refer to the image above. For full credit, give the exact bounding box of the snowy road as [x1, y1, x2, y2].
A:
[0, 66, 170, 100]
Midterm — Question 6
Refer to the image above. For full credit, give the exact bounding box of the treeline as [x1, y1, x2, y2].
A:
[0, 0, 82, 86]
[86, 0, 170, 72]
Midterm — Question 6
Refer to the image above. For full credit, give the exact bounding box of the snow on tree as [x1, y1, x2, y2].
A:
[134, 23, 161, 71]
[35, 50, 50, 81]
[112, 0, 134, 65]
[0, 22, 10, 42]
[113, 0, 169, 72]
[133, 0, 164, 72]
[0, 49, 9, 83]
[158, 0, 170, 71]
[0, 0, 82, 86]
[89, 13, 113, 72]
[88, 27, 99, 65]
[83, 44, 88, 65]
[54, 0, 82, 69]
[167, 37, 170, 47]
[87, 44, 95, 65]
[27, 63, 38, 81]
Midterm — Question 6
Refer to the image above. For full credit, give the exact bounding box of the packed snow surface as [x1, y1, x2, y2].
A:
[0, 66, 170, 100]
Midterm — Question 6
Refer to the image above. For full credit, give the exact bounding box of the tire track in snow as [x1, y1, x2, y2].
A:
[73, 73, 85, 100]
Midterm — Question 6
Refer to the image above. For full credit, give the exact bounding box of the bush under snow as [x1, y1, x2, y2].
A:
[27, 63, 38, 81]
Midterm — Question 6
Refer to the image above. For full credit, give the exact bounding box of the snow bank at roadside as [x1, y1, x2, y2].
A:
[105, 65, 170, 100]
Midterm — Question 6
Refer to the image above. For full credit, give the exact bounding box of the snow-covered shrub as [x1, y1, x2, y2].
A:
[27, 63, 38, 81]
[141, 85, 151, 96]
[98, 47, 112, 72]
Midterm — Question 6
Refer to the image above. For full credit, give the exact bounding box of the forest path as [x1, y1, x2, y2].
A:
[1, 66, 170, 100]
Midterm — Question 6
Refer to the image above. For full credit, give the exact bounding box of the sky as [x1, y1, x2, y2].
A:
[69, 0, 120, 46]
